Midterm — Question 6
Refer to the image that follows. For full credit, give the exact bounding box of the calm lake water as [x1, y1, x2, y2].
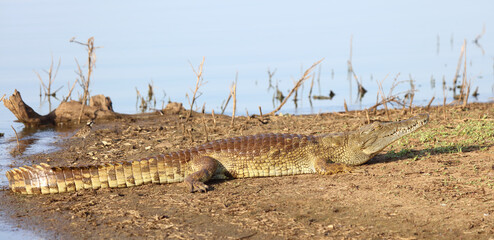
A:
[0, 0, 493, 238]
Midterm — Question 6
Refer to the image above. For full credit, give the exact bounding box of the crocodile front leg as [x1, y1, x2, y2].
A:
[314, 158, 353, 175]
[184, 156, 218, 193]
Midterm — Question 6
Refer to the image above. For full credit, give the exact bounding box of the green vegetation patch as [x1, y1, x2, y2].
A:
[386, 116, 494, 159]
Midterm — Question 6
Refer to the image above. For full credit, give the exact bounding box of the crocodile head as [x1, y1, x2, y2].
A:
[359, 113, 429, 156]
[346, 113, 429, 164]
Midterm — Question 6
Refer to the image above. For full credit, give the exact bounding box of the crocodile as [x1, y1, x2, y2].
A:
[6, 113, 429, 195]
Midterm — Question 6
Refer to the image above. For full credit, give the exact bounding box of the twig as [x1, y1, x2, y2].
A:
[202, 113, 209, 142]
[267, 68, 276, 90]
[72, 37, 97, 124]
[367, 96, 399, 112]
[11, 125, 20, 152]
[309, 111, 321, 125]
[352, 71, 367, 99]
[187, 128, 194, 143]
[473, 24, 486, 55]
[186, 57, 206, 121]
[35, 56, 61, 97]
[376, 74, 390, 120]
[463, 79, 471, 108]
[230, 74, 237, 127]
[343, 99, 348, 113]
[461, 43, 469, 107]
[452, 40, 466, 97]
[267, 59, 323, 115]
[442, 80, 447, 121]
[426, 96, 435, 110]
[63, 79, 78, 102]
[0, 94, 5, 103]
[258, 106, 264, 121]
[388, 73, 401, 97]
[220, 92, 232, 115]
[256, 106, 268, 124]
[135, 87, 142, 111]
[408, 76, 415, 114]
[211, 109, 216, 128]
[35, 71, 47, 94]
[308, 74, 315, 99]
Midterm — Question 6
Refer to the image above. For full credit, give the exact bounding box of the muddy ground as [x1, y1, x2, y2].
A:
[1, 103, 494, 239]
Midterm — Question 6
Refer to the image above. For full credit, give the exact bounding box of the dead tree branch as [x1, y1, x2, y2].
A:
[267, 59, 323, 115]
[71, 37, 98, 124]
[186, 57, 206, 121]
[35, 56, 62, 97]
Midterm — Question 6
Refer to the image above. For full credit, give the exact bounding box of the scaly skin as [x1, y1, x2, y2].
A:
[6, 114, 429, 194]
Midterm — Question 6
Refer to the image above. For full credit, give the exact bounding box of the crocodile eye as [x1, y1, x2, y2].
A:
[362, 135, 377, 148]
[360, 122, 381, 134]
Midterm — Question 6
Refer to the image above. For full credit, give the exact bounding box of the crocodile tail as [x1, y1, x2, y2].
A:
[5, 162, 135, 194]
[7, 154, 190, 195]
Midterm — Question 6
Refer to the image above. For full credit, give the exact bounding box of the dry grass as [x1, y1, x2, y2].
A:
[135, 82, 157, 112]
[367, 73, 418, 118]
[449, 39, 472, 108]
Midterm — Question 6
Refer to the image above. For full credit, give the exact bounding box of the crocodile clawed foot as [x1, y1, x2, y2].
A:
[186, 180, 210, 193]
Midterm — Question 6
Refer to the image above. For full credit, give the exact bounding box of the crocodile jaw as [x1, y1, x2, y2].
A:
[359, 113, 429, 157]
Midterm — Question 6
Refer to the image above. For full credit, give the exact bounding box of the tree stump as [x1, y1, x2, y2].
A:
[3, 90, 117, 126]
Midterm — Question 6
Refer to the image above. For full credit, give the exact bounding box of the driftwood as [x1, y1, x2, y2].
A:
[3, 90, 117, 126]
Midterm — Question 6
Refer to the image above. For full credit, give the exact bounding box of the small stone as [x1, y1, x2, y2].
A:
[164, 102, 183, 114]
[155, 142, 172, 149]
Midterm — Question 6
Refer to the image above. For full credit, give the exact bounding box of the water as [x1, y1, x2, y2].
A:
[0, 0, 493, 238]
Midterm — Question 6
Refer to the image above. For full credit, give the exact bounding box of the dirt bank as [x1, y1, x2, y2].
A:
[1, 103, 494, 239]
